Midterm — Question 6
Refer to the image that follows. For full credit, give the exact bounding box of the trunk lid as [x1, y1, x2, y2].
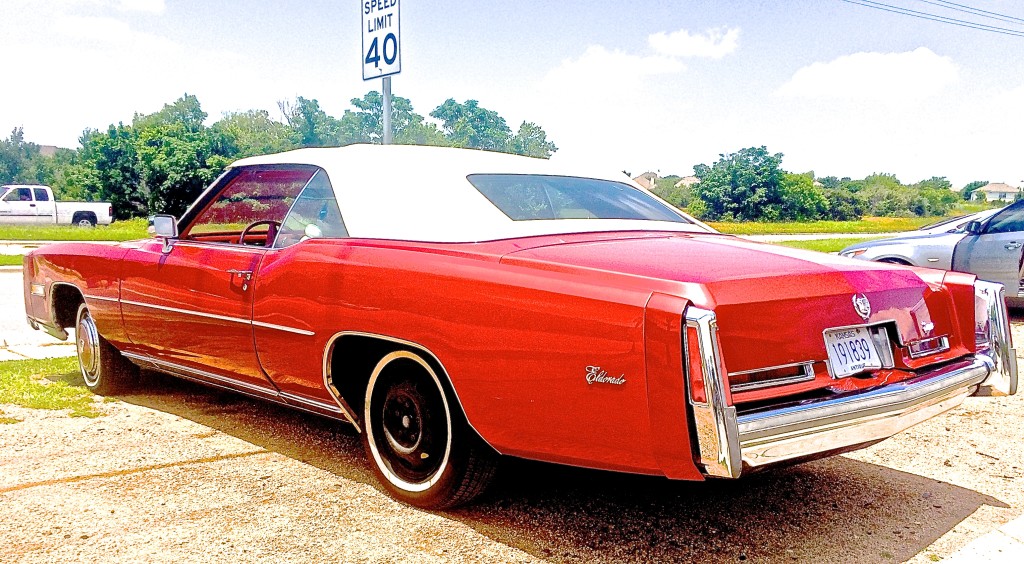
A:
[501, 232, 964, 388]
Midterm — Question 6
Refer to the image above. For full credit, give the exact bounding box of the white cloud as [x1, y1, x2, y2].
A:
[52, 15, 179, 51]
[546, 45, 685, 84]
[648, 27, 740, 59]
[114, 0, 165, 13]
[776, 47, 959, 101]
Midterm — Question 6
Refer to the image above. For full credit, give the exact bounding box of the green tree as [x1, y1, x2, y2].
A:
[651, 175, 692, 208]
[65, 125, 146, 218]
[430, 99, 512, 151]
[279, 97, 341, 147]
[692, 146, 786, 221]
[509, 121, 557, 158]
[0, 127, 40, 184]
[817, 175, 841, 190]
[213, 110, 295, 158]
[780, 172, 828, 220]
[962, 180, 988, 201]
[134, 95, 233, 215]
[338, 91, 448, 146]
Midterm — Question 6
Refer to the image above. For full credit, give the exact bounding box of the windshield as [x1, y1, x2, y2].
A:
[467, 174, 686, 223]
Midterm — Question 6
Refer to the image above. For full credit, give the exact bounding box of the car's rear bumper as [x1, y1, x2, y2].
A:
[735, 356, 988, 471]
[684, 305, 1015, 479]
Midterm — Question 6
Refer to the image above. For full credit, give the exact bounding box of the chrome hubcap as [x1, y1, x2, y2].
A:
[77, 311, 100, 386]
[383, 391, 423, 456]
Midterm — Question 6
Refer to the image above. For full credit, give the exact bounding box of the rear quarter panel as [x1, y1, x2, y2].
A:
[252, 239, 698, 477]
[26, 242, 133, 345]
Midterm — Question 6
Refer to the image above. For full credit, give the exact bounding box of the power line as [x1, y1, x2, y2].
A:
[839, 0, 1024, 37]
[925, 0, 1024, 26]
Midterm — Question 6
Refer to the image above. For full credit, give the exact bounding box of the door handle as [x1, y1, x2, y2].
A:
[227, 269, 253, 291]
[29, 203, 36, 207]
[1005, 242, 1022, 251]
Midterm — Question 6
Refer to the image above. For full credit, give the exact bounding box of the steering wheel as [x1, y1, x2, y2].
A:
[238, 220, 281, 246]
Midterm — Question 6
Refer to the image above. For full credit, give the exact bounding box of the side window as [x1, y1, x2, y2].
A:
[33, 188, 49, 202]
[274, 170, 348, 248]
[183, 167, 315, 245]
[984, 204, 1024, 234]
[3, 188, 33, 202]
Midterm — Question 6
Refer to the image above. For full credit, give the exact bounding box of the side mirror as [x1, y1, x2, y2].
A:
[150, 214, 179, 252]
[151, 214, 178, 238]
[964, 220, 983, 235]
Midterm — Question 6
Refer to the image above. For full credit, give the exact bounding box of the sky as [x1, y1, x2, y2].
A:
[1, 0, 1022, 189]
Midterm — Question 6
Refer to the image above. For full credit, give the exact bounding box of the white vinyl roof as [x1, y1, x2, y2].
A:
[231, 144, 712, 243]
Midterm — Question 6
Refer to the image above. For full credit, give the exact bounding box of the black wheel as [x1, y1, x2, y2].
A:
[879, 258, 912, 265]
[73, 213, 97, 228]
[363, 351, 497, 509]
[75, 303, 135, 395]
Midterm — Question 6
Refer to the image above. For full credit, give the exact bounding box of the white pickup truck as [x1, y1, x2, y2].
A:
[0, 184, 113, 227]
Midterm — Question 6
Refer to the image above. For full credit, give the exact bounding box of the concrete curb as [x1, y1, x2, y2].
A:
[944, 514, 1024, 561]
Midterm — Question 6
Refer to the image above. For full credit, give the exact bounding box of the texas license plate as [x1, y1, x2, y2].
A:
[824, 326, 882, 378]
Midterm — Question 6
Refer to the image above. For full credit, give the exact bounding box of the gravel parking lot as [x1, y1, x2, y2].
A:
[2, 268, 1022, 563]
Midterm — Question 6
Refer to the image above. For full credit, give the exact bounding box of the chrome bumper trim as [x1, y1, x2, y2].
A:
[736, 358, 988, 470]
[973, 281, 1018, 397]
[684, 300, 1013, 479]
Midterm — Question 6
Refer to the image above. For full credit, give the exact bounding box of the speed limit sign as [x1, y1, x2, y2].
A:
[361, 0, 401, 80]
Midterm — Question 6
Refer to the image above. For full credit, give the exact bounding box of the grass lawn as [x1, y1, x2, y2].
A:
[773, 237, 885, 253]
[0, 357, 102, 420]
[0, 255, 22, 266]
[710, 216, 937, 235]
[0, 217, 149, 242]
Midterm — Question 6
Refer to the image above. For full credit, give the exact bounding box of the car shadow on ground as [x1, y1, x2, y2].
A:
[106, 371, 1005, 563]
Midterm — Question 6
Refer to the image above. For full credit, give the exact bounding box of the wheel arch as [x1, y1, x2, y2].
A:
[322, 331, 498, 453]
[71, 211, 98, 226]
[50, 281, 86, 329]
[872, 255, 915, 266]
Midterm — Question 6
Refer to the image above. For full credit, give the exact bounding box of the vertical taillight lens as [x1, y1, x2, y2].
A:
[974, 282, 997, 350]
[686, 324, 706, 403]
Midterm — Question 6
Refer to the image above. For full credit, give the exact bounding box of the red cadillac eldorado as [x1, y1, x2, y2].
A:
[23, 145, 1018, 508]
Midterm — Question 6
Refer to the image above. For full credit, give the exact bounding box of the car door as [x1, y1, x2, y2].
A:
[31, 187, 54, 223]
[119, 165, 319, 394]
[0, 187, 38, 223]
[952, 201, 1024, 295]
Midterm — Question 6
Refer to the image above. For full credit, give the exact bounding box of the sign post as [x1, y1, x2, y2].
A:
[361, 0, 401, 144]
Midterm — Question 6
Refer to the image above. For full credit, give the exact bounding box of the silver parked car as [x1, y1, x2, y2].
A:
[840, 204, 1023, 305]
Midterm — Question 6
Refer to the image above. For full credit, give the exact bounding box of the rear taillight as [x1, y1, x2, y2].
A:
[974, 281, 999, 350]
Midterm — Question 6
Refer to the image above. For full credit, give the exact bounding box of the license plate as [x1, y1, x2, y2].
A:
[824, 326, 882, 378]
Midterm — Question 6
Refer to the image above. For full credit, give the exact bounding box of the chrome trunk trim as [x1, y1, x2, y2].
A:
[684, 307, 741, 479]
[728, 362, 816, 393]
[973, 281, 1018, 396]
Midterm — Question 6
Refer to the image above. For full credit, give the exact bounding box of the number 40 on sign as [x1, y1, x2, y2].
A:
[362, 0, 401, 80]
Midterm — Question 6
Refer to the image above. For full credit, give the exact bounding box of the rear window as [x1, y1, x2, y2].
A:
[467, 174, 686, 223]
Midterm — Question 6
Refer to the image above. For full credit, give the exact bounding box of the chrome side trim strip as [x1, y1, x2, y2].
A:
[279, 392, 343, 414]
[83, 294, 118, 303]
[120, 299, 314, 337]
[684, 307, 741, 478]
[121, 352, 278, 397]
[121, 299, 250, 326]
[252, 320, 315, 336]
